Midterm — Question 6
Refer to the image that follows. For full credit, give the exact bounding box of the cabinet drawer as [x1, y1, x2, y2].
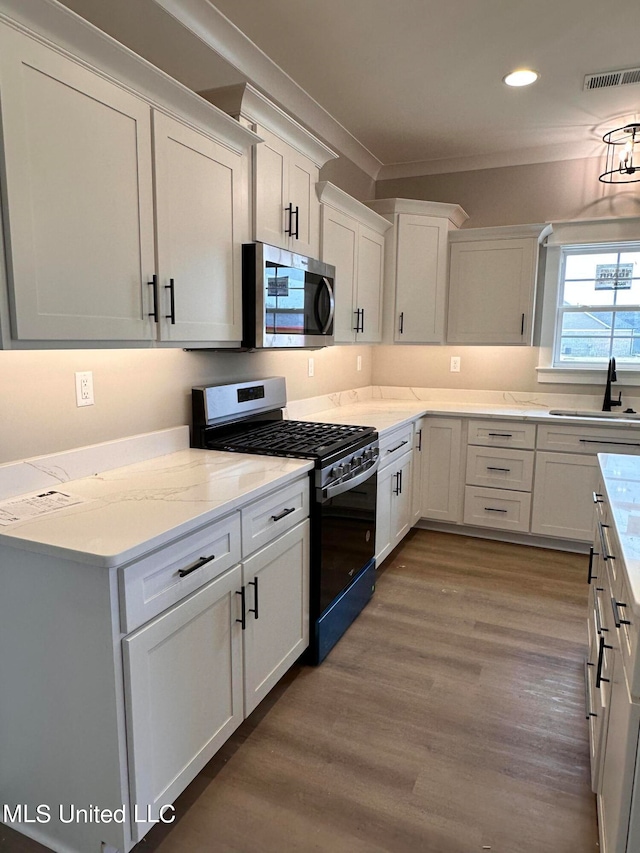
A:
[465, 446, 533, 491]
[537, 423, 640, 455]
[241, 476, 309, 557]
[463, 486, 531, 532]
[120, 511, 241, 633]
[379, 423, 414, 470]
[467, 419, 535, 449]
[614, 565, 640, 700]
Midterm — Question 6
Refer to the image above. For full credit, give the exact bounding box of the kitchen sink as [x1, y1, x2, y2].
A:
[548, 409, 640, 419]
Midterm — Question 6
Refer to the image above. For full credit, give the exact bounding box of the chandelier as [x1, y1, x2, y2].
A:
[599, 122, 640, 183]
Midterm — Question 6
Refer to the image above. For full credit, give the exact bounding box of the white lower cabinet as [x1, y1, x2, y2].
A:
[531, 452, 599, 540]
[420, 418, 463, 523]
[123, 565, 244, 841]
[411, 418, 426, 526]
[376, 450, 413, 565]
[242, 521, 310, 716]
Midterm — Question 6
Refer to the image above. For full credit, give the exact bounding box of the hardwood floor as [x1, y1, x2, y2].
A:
[1, 530, 599, 853]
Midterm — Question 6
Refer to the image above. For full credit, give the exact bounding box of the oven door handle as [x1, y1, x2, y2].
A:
[320, 457, 379, 501]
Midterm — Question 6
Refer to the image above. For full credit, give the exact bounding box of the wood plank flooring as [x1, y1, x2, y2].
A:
[1, 530, 599, 853]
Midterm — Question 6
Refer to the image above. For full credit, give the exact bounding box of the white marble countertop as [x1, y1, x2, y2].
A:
[599, 453, 640, 615]
[0, 448, 312, 569]
[294, 399, 640, 436]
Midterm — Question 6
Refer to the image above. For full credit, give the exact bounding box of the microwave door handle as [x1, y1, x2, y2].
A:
[319, 276, 335, 334]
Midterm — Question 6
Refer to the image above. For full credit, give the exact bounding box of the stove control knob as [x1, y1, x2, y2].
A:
[353, 455, 363, 468]
[334, 465, 344, 479]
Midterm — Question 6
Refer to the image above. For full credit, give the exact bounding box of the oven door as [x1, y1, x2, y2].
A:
[313, 465, 377, 616]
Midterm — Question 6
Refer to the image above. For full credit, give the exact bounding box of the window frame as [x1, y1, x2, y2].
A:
[536, 218, 640, 385]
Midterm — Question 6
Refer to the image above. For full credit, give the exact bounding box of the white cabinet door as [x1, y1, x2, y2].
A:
[531, 452, 599, 540]
[123, 565, 244, 842]
[376, 452, 413, 565]
[288, 147, 320, 258]
[394, 214, 449, 343]
[356, 226, 385, 343]
[242, 521, 310, 716]
[254, 125, 319, 256]
[421, 418, 463, 523]
[411, 418, 426, 526]
[153, 111, 244, 342]
[0, 26, 155, 341]
[447, 238, 537, 344]
[321, 206, 358, 342]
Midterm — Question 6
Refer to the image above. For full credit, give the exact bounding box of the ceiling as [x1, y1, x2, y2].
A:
[57, 0, 640, 180]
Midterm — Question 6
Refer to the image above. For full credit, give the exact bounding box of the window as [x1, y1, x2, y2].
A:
[554, 242, 640, 367]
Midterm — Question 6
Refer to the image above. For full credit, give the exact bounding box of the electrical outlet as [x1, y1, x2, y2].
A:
[308, 357, 314, 378]
[450, 356, 461, 373]
[357, 356, 362, 371]
[75, 371, 94, 407]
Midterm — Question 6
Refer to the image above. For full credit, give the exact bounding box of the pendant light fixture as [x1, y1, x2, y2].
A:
[599, 122, 640, 183]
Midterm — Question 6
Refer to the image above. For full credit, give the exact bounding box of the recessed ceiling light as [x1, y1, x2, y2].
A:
[503, 69, 539, 87]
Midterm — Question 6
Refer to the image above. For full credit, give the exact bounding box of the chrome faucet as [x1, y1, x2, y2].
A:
[602, 357, 622, 412]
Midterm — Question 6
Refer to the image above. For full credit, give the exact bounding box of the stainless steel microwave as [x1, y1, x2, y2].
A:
[242, 242, 335, 349]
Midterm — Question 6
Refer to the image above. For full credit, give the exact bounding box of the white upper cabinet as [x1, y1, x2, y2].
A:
[447, 224, 548, 345]
[0, 6, 257, 348]
[366, 198, 468, 344]
[0, 24, 156, 342]
[153, 112, 246, 343]
[317, 182, 391, 343]
[200, 84, 337, 259]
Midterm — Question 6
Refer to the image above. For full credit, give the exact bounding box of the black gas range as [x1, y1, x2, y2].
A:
[192, 377, 379, 663]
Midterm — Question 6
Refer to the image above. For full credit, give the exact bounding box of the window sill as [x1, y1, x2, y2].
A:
[537, 366, 640, 385]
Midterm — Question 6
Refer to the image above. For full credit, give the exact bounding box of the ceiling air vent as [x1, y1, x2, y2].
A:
[584, 66, 640, 91]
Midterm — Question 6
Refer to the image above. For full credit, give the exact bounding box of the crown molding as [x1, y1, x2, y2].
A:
[151, 0, 382, 179]
[201, 83, 337, 168]
[316, 182, 392, 233]
[449, 223, 549, 242]
[365, 198, 468, 228]
[377, 140, 605, 180]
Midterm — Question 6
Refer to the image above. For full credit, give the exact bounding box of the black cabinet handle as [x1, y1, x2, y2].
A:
[236, 587, 246, 630]
[486, 466, 511, 472]
[484, 507, 507, 513]
[248, 577, 259, 620]
[387, 440, 409, 454]
[284, 203, 294, 236]
[596, 635, 612, 687]
[593, 492, 604, 504]
[271, 506, 295, 522]
[177, 554, 215, 578]
[416, 429, 422, 452]
[520, 313, 525, 335]
[148, 274, 159, 323]
[399, 312, 404, 334]
[360, 308, 365, 333]
[353, 308, 363, 333]
[393, 471, 401, 495]
[293, 205, 299, 239]
[165, 278, 176, 324]
[611, 596, 631, 628]
[598, 522, 614, 562]
[587, 546, 598, 584]
[584, 659, 597, 719]
[488, 432, 513, 438]
[580, 439, 640, 448]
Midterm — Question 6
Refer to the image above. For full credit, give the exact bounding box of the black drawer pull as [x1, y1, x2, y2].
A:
[416, 429, 422, 451]
[587, 545, 598, 584]
[488, 432, 513, 438]
[236, 586, 246, 630]
[248, 577, 259, 620]
[598, 522, 614, 562]
[596, 635, 613, 688]
[178, 554, 215, 578]
[271, 506, 295, 522]
[484, 507, 507, 513]
[593, 492, 604, 504]
[387, 440, 409, 454]
[584, 659, 597, 719]
[486, 466, 511, 472]
[611, 596, 631, 628]
[580, 439, 640, 448]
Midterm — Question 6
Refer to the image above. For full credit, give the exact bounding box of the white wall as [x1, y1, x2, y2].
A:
[0, 346, 372, 464]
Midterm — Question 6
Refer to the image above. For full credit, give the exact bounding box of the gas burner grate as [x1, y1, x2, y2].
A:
[208, 419, 374, 459]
